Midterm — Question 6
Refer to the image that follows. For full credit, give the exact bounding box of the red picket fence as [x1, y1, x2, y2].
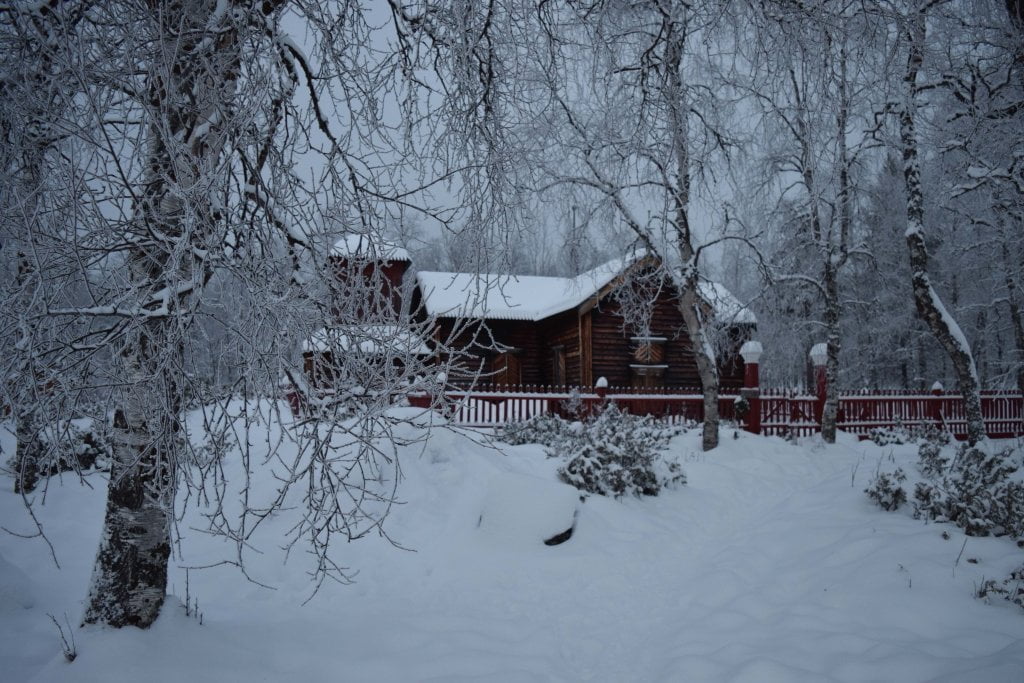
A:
[761, 391, 820, 437]
[407, 385, 737, 428]
[836, 390, 1024, 440]
[406, 384, 1024, 439]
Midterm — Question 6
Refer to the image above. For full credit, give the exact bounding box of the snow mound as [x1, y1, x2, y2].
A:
[476, 473, 580, 548]
[0, 552, 34, 611]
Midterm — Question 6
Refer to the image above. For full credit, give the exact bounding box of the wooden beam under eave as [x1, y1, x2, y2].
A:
[579, 308, 593, 387]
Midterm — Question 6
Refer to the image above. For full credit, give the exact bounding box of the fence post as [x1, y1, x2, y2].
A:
[930, 381, 944, 428]
[739, 340, 763, 434]
[280, 376, 304, 417]
[590, 376, 608, 418]
[810, 343, 828, 426]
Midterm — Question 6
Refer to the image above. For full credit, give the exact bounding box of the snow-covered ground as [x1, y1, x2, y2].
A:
[1, 407, 1022, 682]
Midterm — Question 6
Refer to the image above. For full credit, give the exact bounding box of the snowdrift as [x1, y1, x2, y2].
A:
[1, 406, 1022, 682]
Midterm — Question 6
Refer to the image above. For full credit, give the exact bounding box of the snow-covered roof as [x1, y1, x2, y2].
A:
[302, 325, 432, 356]
[416, 251, 647, 322]
[330, 234, 410, 262]
[696, 280, 757, 325]
[416, 251, 756, 324]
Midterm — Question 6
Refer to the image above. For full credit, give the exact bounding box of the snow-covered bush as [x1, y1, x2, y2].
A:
[976, 563, 1024, 611]
[917, 438, 949, 480]
[870, 422, 950, 448]
[499, 403, 686, 498]
[559, 388, 586, 420]
[870, 426, 910, 447]
[733, 396, 750, 423]
[915, 426, 953, 480]
[912, 444, 1024, 538]
[5, 419, 110, 492]
[865, 468, 907, 511]
[498, 413, 579, 451]
[557, 404, 685, 498]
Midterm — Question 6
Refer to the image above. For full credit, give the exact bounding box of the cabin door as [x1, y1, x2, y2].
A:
[551, 346, 566, 386]
[493, 351, 522, 386]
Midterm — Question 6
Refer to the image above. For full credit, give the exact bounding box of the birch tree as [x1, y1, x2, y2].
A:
[744, 2, 883, 441]
[0, 0, 84, 495]
[936, 0, 1024, 395]
[1, 0, 523, 628]
[538, 0, 744, 451]
[892, 0, 986, 444]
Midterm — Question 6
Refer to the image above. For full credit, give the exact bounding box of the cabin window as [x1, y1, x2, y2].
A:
[492, 350, 522, 386]
[550, 346, 566, 386]
[630, 364, 667, 388]
[629, 336, 667, 388]
[631, 336, 667, 364]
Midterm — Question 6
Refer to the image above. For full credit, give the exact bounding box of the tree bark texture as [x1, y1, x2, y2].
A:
[821, 262, 841, 443]
[82, 384, 175, 628]
[83, 0, 239, 628]
[663, 13, 719, 451]
[900, 6, 986, 445]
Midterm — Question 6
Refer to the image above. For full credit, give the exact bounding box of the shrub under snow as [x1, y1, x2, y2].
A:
[497, 413, 579, 451]
[557, 404, 686, 498]
[865, 468, 908, 511]
[498, 403, 686, 499]
[5, 420, 110, 492]
[865, 434, 1024, 541]
[912, 443, 1024, 538]
[869, 422, 951, 448]
[976, 563, 1024, 612]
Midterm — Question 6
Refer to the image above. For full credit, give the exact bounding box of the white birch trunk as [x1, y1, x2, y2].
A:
[900, 5, 985, 445]
[664, 15, 719, 451]
[83, 0, 239, 627]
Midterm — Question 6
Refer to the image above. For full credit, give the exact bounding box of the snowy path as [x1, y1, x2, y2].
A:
[2, 423, 1023, 682]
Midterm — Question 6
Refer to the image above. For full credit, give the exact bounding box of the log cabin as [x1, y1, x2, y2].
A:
[304, 235, 755, 393]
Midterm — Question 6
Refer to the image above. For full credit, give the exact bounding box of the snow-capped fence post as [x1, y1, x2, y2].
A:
[280, 375, 305, 418]
[930, 381, 944, 428]
[739, 341, 763, 434]
[810, 343, 828, 428]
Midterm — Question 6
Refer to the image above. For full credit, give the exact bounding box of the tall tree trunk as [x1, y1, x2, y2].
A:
[900, 5, 985, 445]
[823, 47, 851, 445]
[82, 329, 177, 627]
[83, 0, 237, 627]
[13, 255, 43, 493]
[664, 13, 719, 451]
[679, 275, 720, 451]
[821, 261, 841, 443]
[13, 409, 42, 495]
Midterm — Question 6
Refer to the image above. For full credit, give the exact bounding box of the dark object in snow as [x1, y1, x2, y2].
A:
[544, 526, 574, 546]
[544, 500, 584, 546]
